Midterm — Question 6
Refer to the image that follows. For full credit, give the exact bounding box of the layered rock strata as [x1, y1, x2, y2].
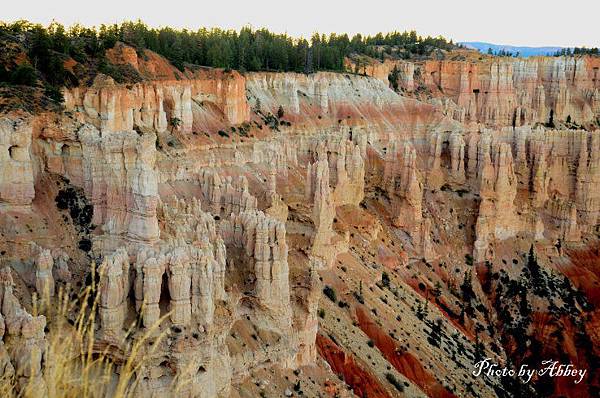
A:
[356, 56, 600, 128]
[0, 48, 599, 397]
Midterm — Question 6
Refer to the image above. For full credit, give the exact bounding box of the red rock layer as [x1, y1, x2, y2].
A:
[355, 307, 458, 398]
[316, 333, 392, 398]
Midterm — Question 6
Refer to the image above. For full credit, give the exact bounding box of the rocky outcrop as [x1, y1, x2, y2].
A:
[345, 58, 415, 91]
[306, 157, 336, 268]
[575, 133, 600, 230]
[3, 47, 600, 397]
[197, 172, 257, 216]
[473, 139, 519, 262]
[98, 248, 130, 340]
[0, 117, 34, 206]
[245, 71, 446, 134]
[0, 267, 47, 397]
[383, 141, 423, 239]
[433, 56, 600, 127]
[220, 209, 291, 321]
[548, 195, 581, 242]
[79, 125, 160, 247]
[32, 244, 55, 299]
[358, 56, 600, 128]
[135, 197, 227, 329]
[64, 69, 249, 133]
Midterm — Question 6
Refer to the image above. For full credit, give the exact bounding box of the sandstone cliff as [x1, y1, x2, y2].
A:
[355, 55, 600, 129]
[0, 46, 599, 397]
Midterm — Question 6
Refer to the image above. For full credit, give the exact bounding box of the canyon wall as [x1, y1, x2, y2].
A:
[351, 56, 600, 128]
[0, 45, 599, 397]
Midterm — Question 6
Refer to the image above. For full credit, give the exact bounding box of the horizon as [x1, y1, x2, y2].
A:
[3, 0, 599, 48]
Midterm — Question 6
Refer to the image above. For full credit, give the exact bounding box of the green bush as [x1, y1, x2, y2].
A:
[465, 254, 474, 266]
[385, 373, 405, 392]
[381, 272, 390, 288]
[323, 285, 337, 302]
[10, 63, 38, 86]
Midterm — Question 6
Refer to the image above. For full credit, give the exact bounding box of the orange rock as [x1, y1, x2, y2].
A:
[316, 333, 392, 398]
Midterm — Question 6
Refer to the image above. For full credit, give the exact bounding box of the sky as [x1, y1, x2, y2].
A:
[2, 0, 599, 48]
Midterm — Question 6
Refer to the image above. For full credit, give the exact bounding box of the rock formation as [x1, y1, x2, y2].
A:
[0, 267, 47, 397]
[32, 244, 55, 299]
[383, 141, 423, 240]
[1, 43, 599, 397]
[79, 125, 160, 247]
[358, 56, 600, 128]
[98, 248, 130, 339]
[306, 157, 336, 268]
[0, 117, 34, 206]
[220, 209, 291, 321]
[473, 140, 519, 262]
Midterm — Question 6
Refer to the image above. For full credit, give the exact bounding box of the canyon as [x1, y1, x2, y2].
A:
[0, 44, 599, 397]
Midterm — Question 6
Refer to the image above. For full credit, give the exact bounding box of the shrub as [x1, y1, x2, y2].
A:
[323, 285, 337, 302]
[388, 65, 400, 92]
[465, 254, 474, 266]
[353, 291, 365, 304]
[44, 84, 64, 103]
[381, 272, 390, 288]
[385, 373, 404, 392]
[10, 63, 38, 86]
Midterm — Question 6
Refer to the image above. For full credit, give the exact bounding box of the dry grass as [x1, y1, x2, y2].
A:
[1, 263, 176, 398]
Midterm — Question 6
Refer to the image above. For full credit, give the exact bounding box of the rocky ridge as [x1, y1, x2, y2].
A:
[0, 45, 599, 397]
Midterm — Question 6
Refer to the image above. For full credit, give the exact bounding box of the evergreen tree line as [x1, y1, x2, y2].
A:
[0, 20, 455, 81]
[553, 47, 600, 56]
[486, 48, 520, 57]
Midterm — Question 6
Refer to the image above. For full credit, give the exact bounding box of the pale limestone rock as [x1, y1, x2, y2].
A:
[576, 132, 600, 231]
[330, 139, 365, 206]
[99, 249, 130, 339]
[64, 72, 249, 133]
[547, 195, 581, 242]
[306, 158, 336, 268]
[384, 142, 423, 241]
[265, 163, 289, 224]
[198, 172, 257, 216]
[0, 117, 34, 206]
[390, 57, 600, 127]
[420, 217, 437, 262]
[13, 314, 47, 397]
[220, 210, 291, 323]
[473, 141, 519, 262]
[31, 245, 55, 299]
[140, 256, 162, 329]
[530, 141, 548, 208]
[167, 247, 192, 326]
[51, 249, 71, 283]
[0, 268, 47, 397]
[79, 125, 160, 246]
[449, 131, 466, 181]
[134, 197, 229, 330]
[427, 132, 444, 189]
[0, 314, 15, 378]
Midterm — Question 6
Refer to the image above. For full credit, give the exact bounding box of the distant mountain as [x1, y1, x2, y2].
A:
[459, 41, 569, 57]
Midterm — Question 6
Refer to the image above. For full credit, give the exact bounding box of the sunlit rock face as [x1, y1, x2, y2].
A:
[353, 55, 600, 128]
[1, 44, 599, 397]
